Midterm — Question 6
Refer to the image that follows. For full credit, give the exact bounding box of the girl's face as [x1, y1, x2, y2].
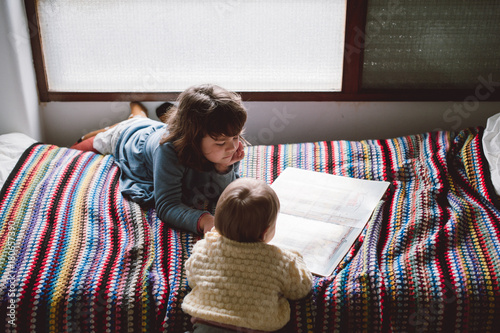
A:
[200, 134, 240, 164]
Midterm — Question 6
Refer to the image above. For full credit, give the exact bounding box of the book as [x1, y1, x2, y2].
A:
[270, 167, 390, 276]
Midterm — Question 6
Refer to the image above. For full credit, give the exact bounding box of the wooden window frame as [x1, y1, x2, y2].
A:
[24, 0, 500, 102]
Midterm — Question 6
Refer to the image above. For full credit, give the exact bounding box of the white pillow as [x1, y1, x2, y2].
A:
[0, 132, 37, 189]
[482, 113, 500, 196]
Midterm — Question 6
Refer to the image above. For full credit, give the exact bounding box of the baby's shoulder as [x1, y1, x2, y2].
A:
[268, 243, 304, 261]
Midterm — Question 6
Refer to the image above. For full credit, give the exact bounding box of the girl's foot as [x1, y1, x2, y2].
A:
[156, 102, 175, 123]
[129, 102, 148, 118]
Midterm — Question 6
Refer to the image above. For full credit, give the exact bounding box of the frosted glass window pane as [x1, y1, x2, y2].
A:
[37, 0, 346, 93]
[362, 0, 500, 89]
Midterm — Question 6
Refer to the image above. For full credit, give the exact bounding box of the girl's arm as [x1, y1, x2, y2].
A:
[153, 143, 240, 234]
[153, 143, 209, 234]
[197, 213, 215, 234]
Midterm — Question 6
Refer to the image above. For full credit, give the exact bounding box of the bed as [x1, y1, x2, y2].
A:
[1, 114, 500, 332]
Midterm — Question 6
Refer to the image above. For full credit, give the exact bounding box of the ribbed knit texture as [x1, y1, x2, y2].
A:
[182, 231, 313, 331]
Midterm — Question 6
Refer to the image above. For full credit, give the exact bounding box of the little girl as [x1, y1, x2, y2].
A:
[71, 84, 247, 234]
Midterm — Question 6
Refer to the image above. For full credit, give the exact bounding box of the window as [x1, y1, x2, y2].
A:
[25, 0, 500, 101]
[362, 0, 500, 90]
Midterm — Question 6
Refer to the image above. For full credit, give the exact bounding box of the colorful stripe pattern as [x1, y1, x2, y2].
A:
[241, 128, 500, 332]
[0, 145, 192, 332]
[1, 127, 499, 332]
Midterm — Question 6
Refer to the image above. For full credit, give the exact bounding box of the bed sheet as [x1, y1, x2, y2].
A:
[0, 133, 36, 189]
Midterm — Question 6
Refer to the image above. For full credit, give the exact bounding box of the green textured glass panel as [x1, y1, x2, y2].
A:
[362, 0, 500, 89]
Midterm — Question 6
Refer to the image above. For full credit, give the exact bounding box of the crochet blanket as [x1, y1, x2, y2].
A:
[1, 127, 499, 332]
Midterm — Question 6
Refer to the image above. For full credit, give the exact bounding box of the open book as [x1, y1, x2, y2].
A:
[270, 167, 390, 276]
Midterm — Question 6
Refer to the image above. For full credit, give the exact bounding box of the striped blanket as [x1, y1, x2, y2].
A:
[1, 127, 499, 332]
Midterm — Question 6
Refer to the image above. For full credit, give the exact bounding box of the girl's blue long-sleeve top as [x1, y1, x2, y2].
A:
[113, 118, 240, 234]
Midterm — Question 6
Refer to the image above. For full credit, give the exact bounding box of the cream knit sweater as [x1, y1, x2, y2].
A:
[182, 231, 313, 331]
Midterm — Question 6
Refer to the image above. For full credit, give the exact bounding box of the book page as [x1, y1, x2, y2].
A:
[270, 167, 389, 276]
[272, 168, 389, 228]
[271, 214, 359, 277]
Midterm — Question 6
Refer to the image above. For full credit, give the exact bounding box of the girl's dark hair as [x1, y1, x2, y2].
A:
[160, 84, 247, 171]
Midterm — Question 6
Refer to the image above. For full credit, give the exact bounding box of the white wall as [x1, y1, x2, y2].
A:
[0, 0, 40, 140]
[1, 3, 500, 147]
[42, 100, 500, 147]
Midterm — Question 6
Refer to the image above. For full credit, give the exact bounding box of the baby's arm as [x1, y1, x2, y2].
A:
[281, 251, 313, 300]
[184, 250, 197, 288]
[184, 239, 208, 288]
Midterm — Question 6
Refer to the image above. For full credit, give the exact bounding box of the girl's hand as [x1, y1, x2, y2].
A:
[214, 141, 245, 173]
[228, 140, 245, 165]
[198, 214, 214, 234]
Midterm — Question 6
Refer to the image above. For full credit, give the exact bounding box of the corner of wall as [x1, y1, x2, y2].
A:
[0, 0, 41, 140]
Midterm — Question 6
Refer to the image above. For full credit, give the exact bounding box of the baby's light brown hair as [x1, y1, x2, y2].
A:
[214, 178, 280, 243]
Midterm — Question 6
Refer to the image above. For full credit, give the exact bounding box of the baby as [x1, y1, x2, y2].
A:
[182, 178, 313, 332]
